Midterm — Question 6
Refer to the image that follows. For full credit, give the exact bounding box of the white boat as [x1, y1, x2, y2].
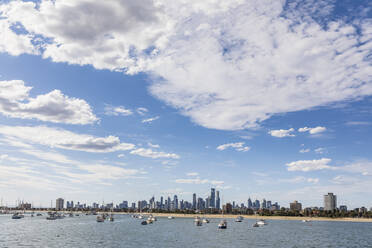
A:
[253, 222, 259, 227]
[235, 216, 244, 222]
[109, 213, 114, 222]
[257, 219, 267, 226]
[96, 216, 104, 222]
[218, 219, 227, 229]
[168, 216, 175, 219]
[202, 218, 210, 223]
[194, 216, 202, 226]
[302, 219, 311, 223]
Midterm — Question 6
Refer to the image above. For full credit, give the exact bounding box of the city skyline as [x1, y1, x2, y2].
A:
[0, 0, 371, 209]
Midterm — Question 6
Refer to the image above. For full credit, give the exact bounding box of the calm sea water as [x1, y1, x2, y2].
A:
[0, 214, 371, 248]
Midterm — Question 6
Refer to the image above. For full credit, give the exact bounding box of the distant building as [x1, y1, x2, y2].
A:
[192, 193, 196, 209]
[339, 205, 347, 211]
[19, 202, 32, 210]
[289, 200, 302, 211]
[247, 198, 252, 209]
[324, 193, 337, 211]
[223, 203, 232, 214]
[56, 198, 64, 210]
[216, 191, 220, 209]
[210, 188, 216, 208]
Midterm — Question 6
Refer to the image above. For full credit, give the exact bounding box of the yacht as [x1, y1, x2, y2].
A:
[235, 216, 244, 222]
[218, 219, 227, 229]
[302, 219, 311, 223]
[36, 213, 42, 216]
[109, 213, 114, 222]
[257, 219, 267, 226]
[11, 213, 24, 219]
[96, 215, 104, 223]
[168, 216, 175, 219]
[141, 220, 147, 225]
[46, 213, 57, 220]
[202, 218, 210, 223]
[194, 216, 202, 226]
[253, 222, 259, 227]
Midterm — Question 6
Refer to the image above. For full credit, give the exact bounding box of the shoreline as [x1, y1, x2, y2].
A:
[130, 213, 372, 223]
[13, 210, 372, 223]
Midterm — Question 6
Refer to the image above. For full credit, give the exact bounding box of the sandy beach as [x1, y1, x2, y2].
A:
[130, 213, 372, 223]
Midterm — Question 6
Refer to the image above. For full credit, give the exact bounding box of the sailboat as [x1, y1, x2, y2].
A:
[218, 199, 227, 229]
[194, 216, 202, 226]
[109, 208, 114, 222]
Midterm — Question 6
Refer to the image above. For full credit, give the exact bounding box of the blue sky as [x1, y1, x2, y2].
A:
[0, 0, 371, 208]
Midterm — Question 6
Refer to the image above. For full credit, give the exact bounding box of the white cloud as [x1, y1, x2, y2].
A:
[142, 116, 159, 123]
[345, 121, 371, 126]
[314, 147, 326, 154]
[104, 105, 133, 116]
[281, 176, 319, 184]
[130, 148, 179, 159]
[0, 80, 97, 124]
[174, 177, 224, 185]
[186, 172, 199, 177]
[216, 142, 250, 152]
[1, 1, 371, 130]
[0, 125, 135, 153]
[136, 107, 148, 115]
[147, 142, 160, 148]
[286, 158, 334, 172]
[298, 126, 326, 134]
[117, 154, 125, 158]
[299, 148, 310, 153]
[0, 154, 8, 160]
[268, 128, 295, 138]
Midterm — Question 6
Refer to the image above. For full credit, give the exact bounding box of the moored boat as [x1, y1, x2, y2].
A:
[235, 216, 244, 222]
[218, 219, 227, 229]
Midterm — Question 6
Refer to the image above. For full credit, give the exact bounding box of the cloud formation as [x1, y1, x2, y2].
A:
[0, 0, 371, 130]
[130, 148, 179, 159]
[0, 125, 134, 153]
[286, 158, 334, 172]
[104, 105, 133, 116]
[269, 128, 295, 138]
[216, 142, 251, 152]
[174, 177, 224, 185]
[298, 126, 327, 134]
[0, 80, 97, 124]
[142, 116, 160, 123]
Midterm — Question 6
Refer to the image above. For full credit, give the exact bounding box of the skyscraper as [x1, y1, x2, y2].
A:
[216, 191, 220, 209]
[56, 198, 64, 210]
[174, 195, 178, 210]
[210, 188, 216, 208]
[324, 193, 337, 211]
[192, 193, 197, 209]
[248, 198, 252, 209]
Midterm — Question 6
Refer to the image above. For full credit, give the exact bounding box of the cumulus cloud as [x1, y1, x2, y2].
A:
[147, 142, 160, 148]
[0, 80, 97, 124]
[216, 142, 250, 152]
[0, 125, 135, 153]
[314, 147, 326, 154]
[298, 126, 327, 134]
[0, 0, 371, 130]
[142, 116, 159, 123]
[286, 158, 334, 172]
[130, 148, 179, 159]
[269, 128, 295, 138]
[281, 176, 319, 184]
[104, 105, 133, 116]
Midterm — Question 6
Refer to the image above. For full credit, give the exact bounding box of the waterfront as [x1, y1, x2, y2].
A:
[1, 214, 371, 247]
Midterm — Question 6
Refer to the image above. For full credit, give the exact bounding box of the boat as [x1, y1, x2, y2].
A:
[194, 216, 202, 226]
[46, 213, 57, 220]
[257, 219, 267, 226]
[253, 222, 259, 227]
[69, 213, 73, 217]
[202, 218, 210, 223]
[235, 216, 244, 222]
[218, 219, 227, 229]
[302, 219, 311, 223]
[75, 214, 80, 217]
[109, 213, 114, 222]
[141, 220, 147, 225]
[146, 218, 153, 224]
[96, 215, 104, 223]
[36, 213, 42, 216]
[11, 213, 24, 219]
[168, 216, 175, 219]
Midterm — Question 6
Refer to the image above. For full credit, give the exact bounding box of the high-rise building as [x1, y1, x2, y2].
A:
[56, 198, 64, 210]
[192, 193, 197, 209]
[206, 196, 210, 209]
[324, 193, 337, 211]
[174, 195, 178, 210]
[210, 188, 216, 208]
[248, 198, 252, 209]
[262, 199, 267, 209]
[216, 191, 220, 209]
[290, 200, 302, 211]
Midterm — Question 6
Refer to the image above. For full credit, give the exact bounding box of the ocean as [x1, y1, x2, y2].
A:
[1, 214, 371, 247]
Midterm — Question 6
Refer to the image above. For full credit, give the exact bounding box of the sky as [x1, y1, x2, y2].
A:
[0, 0, 371, 209]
